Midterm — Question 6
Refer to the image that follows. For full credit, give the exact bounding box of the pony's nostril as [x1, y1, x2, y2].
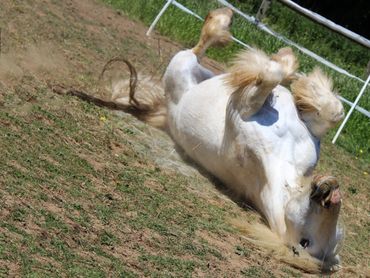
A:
[300, 238, 310, 248]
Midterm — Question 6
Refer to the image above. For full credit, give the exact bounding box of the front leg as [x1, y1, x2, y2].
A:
[260, 184, 288, 239]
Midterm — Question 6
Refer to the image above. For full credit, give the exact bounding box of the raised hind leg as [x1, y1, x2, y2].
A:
[226, 47, 298, 119]
[164, 8, 233, 103]
[192, 7, 233, 59]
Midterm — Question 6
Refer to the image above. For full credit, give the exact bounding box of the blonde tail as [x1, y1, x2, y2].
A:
[101, 58, 167, 129]
[52, 58, 167, 129]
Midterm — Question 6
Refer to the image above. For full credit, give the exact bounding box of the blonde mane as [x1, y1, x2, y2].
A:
[291, 67, 334, 113]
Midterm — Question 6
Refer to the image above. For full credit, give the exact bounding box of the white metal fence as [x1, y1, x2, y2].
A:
[146, 0, 370, 143]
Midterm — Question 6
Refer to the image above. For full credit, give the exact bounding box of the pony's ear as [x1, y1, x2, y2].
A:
[271, 47, 299, 86]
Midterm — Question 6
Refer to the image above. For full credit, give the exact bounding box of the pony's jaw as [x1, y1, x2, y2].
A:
[300, 112, 331, 138]
[302, 205, 343, 265]
[319, 96, 344, 124]
[300, 97, 344, 138]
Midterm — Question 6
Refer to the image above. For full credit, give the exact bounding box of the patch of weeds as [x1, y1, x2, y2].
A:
[50, 236, 75, 261]
[139, 254, 197, 277]
[41, 210, 69, 233]
[348, 186, 358, 195]
[0, 233, 5, 250]
[10, 208, 28, 222]
[281, 267, 302, 278]
[21, 236, 47, 257]
[99, 230, 118, 246]
[0, 266, 9, 277]
[145, 220, 169, 236]
[123, 127, 135, 135]
[117, 168, 146, 188]
[182, 241, 225, 260]
[235, 245, 251, 258]
[95, 204, 116, 224]
[68, 184, 84, 198]
[2, 223, 28, 238]
[183, 241, 206, 257]
[38, 192, 49, 201]
[241, 266, 276, 277]
[67, 264, 106, 278]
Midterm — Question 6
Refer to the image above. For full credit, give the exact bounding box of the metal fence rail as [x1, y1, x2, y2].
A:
[146, 0, 369, 143]
[276, 0, 370, 49]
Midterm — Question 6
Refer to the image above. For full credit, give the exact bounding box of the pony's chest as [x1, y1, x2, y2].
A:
[245, 92, 320, 177]
[289, 136, 319, 177]
[269, 115, 319, 177]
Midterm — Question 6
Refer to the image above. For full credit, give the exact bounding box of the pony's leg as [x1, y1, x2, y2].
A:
[164, 50, 215, 104]
[226, 47, 298, 119]
[192, 8, 233, 59]
[260, 180, 288, 239]
[227, 58, 285, 119]
[258, 159, 308, 240]
[164, 8, 233, 103]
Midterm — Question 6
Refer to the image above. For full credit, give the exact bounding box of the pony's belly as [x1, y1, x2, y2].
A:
[166, 77, 232, 181]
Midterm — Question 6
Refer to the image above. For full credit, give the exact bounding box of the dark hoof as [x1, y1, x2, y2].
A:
[310, 175, 341, 208]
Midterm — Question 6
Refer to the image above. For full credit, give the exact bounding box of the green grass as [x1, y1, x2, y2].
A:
[101, 0, 370, 161]
[0, 88, 236, 276]
[0, 0, 368, 276]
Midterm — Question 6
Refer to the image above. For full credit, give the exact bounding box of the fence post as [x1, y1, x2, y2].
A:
[146, 0, 174, 36]
[256, 0, 272, 21]
[332, 73, 370, 144]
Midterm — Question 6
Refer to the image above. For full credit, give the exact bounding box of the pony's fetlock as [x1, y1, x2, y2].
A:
[271, 47, 299, 85]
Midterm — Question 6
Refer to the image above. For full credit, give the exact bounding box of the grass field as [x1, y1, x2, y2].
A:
[0, 0, 369, 276]
[102, 0, 370, 162]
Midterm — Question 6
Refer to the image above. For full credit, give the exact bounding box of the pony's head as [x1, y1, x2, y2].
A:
[285, 175, 344, 270]
[291, 68, 344, 138]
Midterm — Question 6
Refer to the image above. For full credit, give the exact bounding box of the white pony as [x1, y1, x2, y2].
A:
[161, 8, 344, 269]
[96, 7, 345, 271]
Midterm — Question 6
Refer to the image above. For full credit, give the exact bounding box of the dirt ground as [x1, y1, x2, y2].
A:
[0, 0, 368, 277]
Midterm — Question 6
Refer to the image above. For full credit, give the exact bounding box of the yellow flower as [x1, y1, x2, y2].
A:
[100, 116, 107, 122]
[364, 171, 368, 175]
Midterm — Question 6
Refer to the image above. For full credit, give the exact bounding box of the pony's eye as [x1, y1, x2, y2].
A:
[300, 238, 310, 248]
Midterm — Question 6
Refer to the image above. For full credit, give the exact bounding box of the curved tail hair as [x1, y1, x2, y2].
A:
[51, 58, 167, 129]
